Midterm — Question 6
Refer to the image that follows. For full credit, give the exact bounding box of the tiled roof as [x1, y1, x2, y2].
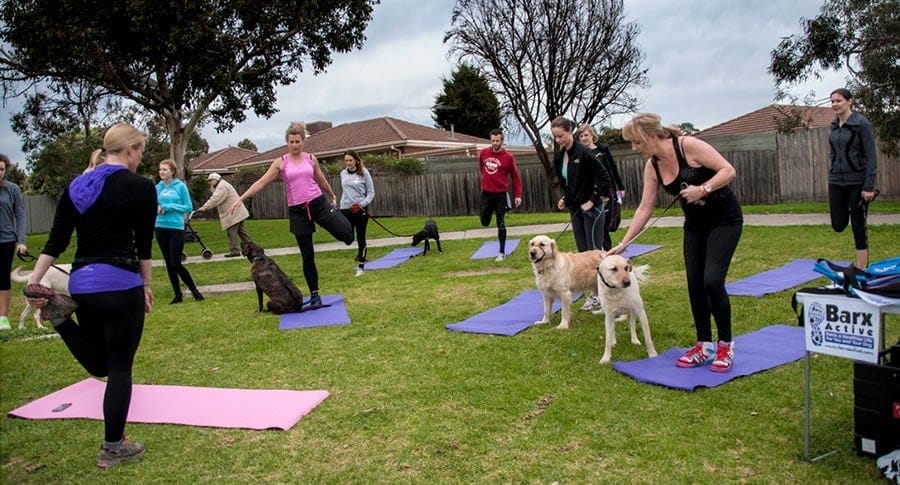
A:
[188, 146, 258, 172]
[233, 116, 493, 167]
[698, 104, 835, 137]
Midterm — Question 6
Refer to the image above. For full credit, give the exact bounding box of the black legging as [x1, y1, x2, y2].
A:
[480, 192, 508, 253]
[294, 233, 318, 293]
[0, 241, 15, 290]
[55, 286, 145, 442]
[341, 209, 369, 263]
[155, 228, 199, 297]
[683, 224, 742, 342]
[828, 183, 868, 250]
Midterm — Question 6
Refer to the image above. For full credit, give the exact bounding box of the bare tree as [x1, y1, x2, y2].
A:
[444, 0, 648, 193]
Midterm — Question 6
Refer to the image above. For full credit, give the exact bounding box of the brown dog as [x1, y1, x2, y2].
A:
[528, 235, 603, 329]
[241, 241, 305, 314]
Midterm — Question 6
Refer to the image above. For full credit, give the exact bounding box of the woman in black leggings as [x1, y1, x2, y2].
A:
[24, 123, 157, 468]
[614, 113, 743, 373]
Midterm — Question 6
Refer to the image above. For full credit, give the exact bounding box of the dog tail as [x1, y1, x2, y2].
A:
[10, 265, 31, 284]
[632, 264, 650, 285]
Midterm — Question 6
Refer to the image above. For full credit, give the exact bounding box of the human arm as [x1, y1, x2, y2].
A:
[11, 185, 26, 250]
[608, 160, 658, 254]
[859, 119, 878, 199]
[140, 259, 153, 313]
[233, 159, 281, 214]
[311, 155, 337, 203]
[158, 182, 194, 214]
[581, 149, 612, 212]
[509, 155, 523, 208]
[677, 137, 736, 205]
[361, 169, 376, 207]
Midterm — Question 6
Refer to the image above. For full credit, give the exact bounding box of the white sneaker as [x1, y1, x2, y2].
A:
[580, 296, 601, 312]
[494, 253, 507, 262]
[355, 267, 364, 277]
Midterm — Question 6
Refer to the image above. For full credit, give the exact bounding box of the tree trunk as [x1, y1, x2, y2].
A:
[533, 141, 562, 202]
[165, 112, 188, 177]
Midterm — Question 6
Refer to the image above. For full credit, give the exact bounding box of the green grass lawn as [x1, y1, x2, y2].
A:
[1, 203, 898, 482]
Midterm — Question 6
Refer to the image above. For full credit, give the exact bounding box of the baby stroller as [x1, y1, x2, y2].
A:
[181, 212, 214, 262]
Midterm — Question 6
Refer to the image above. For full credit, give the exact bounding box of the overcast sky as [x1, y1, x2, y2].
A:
[0, 0, 846, 167]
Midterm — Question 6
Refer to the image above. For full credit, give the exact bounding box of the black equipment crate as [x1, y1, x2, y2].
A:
[853, 344, 900, 456]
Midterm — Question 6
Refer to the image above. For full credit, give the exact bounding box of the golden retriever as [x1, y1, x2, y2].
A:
[595, 254, 656, 364]
[11, 264, 72, 329]
[528, 235, 603, 330]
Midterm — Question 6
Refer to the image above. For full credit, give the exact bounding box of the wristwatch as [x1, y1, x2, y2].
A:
[702, 183, 713, 194]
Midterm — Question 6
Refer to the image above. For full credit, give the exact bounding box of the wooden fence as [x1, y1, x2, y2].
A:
[236, 127, 897, 219]
[23, 127, 899, 229]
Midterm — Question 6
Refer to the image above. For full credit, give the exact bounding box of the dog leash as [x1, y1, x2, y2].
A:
[366, 213, 415, 238]
[618, 194, 683, 250]
[17, 251, 71, 275]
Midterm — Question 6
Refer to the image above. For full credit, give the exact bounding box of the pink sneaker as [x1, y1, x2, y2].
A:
[711, 341, 734, 372]
[676, 341, 716, 368]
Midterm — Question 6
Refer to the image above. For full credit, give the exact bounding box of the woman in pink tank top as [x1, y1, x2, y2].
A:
[233, 122, 353, 309]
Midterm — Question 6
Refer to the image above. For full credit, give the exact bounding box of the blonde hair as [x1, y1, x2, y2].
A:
[622, 113, 683, 145]
[285, 122, 308, 141]
[84, 149, 106, 173]
[159, 159, 178, 178]
[577, 124, 598, 141]
[103, 123, 145, 155]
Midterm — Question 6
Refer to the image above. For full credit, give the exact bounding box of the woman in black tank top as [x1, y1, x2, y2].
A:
[614, 113, 743, 373]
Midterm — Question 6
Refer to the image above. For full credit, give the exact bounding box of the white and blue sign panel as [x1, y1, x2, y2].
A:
[798, 292, 882, 363]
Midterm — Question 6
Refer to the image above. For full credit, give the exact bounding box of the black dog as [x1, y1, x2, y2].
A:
[241, 241, 305, 314]
[411, 218, 442, 255]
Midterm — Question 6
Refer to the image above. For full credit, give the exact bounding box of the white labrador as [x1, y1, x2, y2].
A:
[595, 254, 656, 364]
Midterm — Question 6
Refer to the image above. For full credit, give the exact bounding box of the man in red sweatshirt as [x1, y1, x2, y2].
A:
[478, 129, 523, 261]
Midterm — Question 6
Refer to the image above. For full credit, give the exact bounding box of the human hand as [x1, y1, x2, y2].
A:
[580, 201, 594, 212]
[229, 201, 241, 215]
[514, 197, 522, 208]
[608, 243, 625, 255]
[557, 198, 566, 211]
[23, 283, 51, 309]
[15, 244, 26, 255]
[862, 190, 876, 203]
[350, 203, 362, 214]
[617, 190, 625, 203]
[144, 286, 153, 313]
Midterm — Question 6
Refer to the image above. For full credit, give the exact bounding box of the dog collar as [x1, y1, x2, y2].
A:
[598, 270, 617, 289]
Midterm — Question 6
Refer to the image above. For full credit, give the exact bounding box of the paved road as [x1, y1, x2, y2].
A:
[167, 212, 899, 267]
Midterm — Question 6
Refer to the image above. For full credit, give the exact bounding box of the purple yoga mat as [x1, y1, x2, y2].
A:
[7, 378, 329, 430]
[612, 324, 805, 391]
[726, 259, 846, 297]
[621, 244, 662, 259]
[279, 294, 350, 330]
[445, 289, 584, 336]
[366, 247, 424, 270]
[471, 239, 520, 260]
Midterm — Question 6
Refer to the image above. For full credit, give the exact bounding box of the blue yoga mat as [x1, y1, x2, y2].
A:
[612, 324, 805, 391]
[366, 247, 424, 270]
[279, 295, 350, 330]
[725, 259, 846, 297]
[471, 239, 520, 260]
[622, 244, 662, 259]
[445, 289, 583, 336]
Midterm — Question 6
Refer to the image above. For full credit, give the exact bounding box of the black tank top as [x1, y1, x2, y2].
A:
[651, 137, 743, 229]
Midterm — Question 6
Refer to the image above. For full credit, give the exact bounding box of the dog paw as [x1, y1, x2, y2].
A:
[533, 319, 549, 325]
[599, 355, 612, 364]
[630, 337, 642, 345]
[555, 323, 569, 330]
[647, 349, 658, 358]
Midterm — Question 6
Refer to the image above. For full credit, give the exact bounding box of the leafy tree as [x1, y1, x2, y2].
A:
[769, 0, 899, 154]
[1, 0, 378, 176]
[4, 162, 27, 187]
[597, 127, 626, 146]
[26, 130, 102, 198]
[445, 0, 648, 192]
[433, 64, 501, 138]
[678, 122, 699, 135]
[237, 138, 258, 152]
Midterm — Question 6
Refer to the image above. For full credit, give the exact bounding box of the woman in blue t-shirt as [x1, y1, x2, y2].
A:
[155, 160, 203, 304]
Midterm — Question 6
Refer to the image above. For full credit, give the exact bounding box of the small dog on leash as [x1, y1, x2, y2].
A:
[528, 235, 603, 330]
[595, 254, 656, 364]
[241, 241, 305, 314]
[11, 264, 72, 329]
[411, 219, 442, 255]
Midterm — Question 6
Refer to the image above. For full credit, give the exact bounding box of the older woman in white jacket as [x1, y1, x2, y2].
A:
[196, 173, 253, 257]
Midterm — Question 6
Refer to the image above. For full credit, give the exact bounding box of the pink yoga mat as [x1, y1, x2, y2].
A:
[7, 378, 329, 431]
